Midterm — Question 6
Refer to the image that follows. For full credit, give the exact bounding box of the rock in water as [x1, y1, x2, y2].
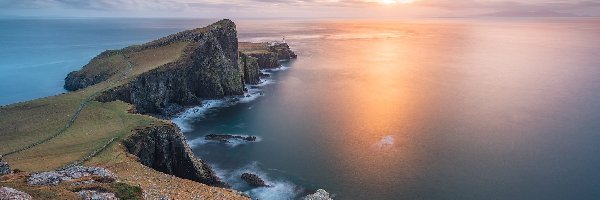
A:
[205, 134, 257, 143]
[240, 173, 268, 187]
[304, 189, 333, 200]
[77, 190, 118, 200]
[0, 161, 11, 175]
[0, 187, 32, 200]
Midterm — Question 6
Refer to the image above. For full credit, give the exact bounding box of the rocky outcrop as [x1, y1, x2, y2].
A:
[246, 51, 279, 68]
[0, 187, 32, 200]
[240, 173, 268, 187]
[77, 190, 118, 200]
[240, 42, 297, 69]
[304, 189, 333, 200]
[205, 134, 257, 143]
[27, 166, 116, 186]
[95, 19, 243, 116]
[123, 123, 228, 188]
[239, 52, 260, 85]
[0, 161, 11, 175]
[269, 43, 298, 61]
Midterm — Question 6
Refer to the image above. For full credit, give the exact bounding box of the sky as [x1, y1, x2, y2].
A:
[0, 0, 599, 18]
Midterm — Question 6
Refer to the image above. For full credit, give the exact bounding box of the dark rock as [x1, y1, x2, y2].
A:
[0, 187, 32, 200]
[240, 173, 268, 187]
[304, 189, 333, 200]
[77, 190, 118, 200]
[269, 42, 298, 60]
[205, 134, 257, 143]
[247, 52, 279, 68]
[240, 52, 261, 85]
[27, 166, 116, 186]
[259, 72, 270, 78]
[0, 161, 11, 175]
[123, 123, 228, 188]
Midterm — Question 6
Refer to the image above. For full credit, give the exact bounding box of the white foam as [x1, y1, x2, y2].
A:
[213, 162, 301, 200]
[188, 137, 209, 148]
[172, 100, 226, 132]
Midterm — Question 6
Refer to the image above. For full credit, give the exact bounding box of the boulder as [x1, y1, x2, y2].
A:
[27, 166, 116, 186]
[0, 161, 11, 175]
[77, 190, 118, 200]
[0, 187, 32, 200]
[240, 173, 268, 187]
[304, 189, 333, 200]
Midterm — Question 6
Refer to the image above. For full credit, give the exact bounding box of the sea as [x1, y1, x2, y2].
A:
[2, 17, 600, 200]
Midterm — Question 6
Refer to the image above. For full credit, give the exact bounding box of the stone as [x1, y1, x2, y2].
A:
[240, 173, 268, 187]
[77, 190, 118, 200]
[205, 134, 257, 143]
[27, 166, 116, 186]
[0, 187, 32, 200]
[0, 161, 11, 175]
[304, 189, 333, 200]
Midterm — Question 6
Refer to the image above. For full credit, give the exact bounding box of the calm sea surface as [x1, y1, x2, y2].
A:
[3, 18, 600, 200]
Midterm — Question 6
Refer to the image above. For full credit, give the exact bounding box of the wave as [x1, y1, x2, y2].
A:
[172, 99, 226, 132]
[212, 162, 302, 200]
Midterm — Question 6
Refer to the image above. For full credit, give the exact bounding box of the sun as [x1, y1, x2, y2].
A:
[381, 0, 415, 4]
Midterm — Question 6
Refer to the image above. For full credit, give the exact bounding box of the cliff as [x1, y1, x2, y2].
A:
[123, 123, 228, 188]
[30, 19, 295, 198]
[239, 42, 297, 69]
[239, 52, 260, 85]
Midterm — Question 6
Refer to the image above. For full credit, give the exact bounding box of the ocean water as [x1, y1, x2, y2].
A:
[4, 18, 600, 200]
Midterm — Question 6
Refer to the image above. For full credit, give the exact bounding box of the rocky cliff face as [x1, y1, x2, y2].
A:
[123, 123, 228, 188]
[240, 42, 297, 69]
[239, 52, 260, 85]
[95, 19, 244, 116]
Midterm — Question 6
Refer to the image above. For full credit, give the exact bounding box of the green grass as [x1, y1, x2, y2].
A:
[0, 40, 186, 171]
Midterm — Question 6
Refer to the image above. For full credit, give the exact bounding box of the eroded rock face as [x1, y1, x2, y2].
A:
[304, 189, 333, 200]
[0, 187, 32, 200]
[239, 52, 260, 85]
[240, 173, 268, 187]
[27, 166, 116, 186]
[269, 43, 298, 61]
[103, 20, 243, 116]
[123, 123, 228, 188]
[246, 52, 279, 68]
[0, 161, 11, 175]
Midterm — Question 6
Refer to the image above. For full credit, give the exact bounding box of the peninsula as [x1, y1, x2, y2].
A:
[0, 19, 296, 199]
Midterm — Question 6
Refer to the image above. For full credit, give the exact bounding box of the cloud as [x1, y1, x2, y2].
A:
[0, 0, 187, 11]
[0, 0, 599, 17]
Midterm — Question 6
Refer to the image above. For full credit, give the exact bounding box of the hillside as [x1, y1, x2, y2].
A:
[0, 19, 296, 199]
